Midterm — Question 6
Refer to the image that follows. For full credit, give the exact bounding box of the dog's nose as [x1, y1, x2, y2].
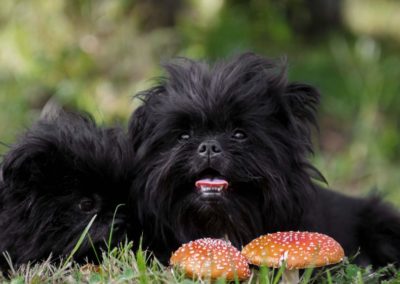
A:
[197, 140, 222, 157]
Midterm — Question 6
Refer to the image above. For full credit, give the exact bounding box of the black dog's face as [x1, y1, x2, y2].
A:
[0, 113, 134, 265]
[130, 53, 321, 249]
[24, 165, 129, 258]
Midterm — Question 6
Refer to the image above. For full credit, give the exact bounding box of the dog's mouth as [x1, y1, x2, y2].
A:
[195, 169, 229, 195]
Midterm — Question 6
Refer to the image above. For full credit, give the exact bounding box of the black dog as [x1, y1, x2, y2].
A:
[129, 53, 400, 267]
[0, 111, 135, 269]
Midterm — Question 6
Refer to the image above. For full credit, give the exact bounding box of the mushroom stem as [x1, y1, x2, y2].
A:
[280, 269, 299, 284]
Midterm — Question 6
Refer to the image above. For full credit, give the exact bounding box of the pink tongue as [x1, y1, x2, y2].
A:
[195, 178, 229, 188]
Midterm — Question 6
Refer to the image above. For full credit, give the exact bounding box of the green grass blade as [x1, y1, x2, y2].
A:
[87, 233, 100, 264]
[62, 214, 97, 268]
[301, 267, 314, 284]
[107, 203, 125, 255]
[259, 265, 271, 284]
[272, 265, 286, 284]
[215, 277, 227, 284]
[136, 240, 148, 284]
[326, 270, 333, 284]
[356, 271, 364, 284]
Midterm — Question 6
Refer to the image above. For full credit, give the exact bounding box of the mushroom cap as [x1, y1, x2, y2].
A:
[170, 238, 250, 280]
[242, 231, 344, 269]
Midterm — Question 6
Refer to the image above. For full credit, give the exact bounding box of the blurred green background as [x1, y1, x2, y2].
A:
[1, 0, 399, 204]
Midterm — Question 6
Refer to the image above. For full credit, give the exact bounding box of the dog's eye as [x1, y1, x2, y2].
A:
[79, 198, 96, 213]
[178, 132, 191, 141]
[232, 130, 247, 140]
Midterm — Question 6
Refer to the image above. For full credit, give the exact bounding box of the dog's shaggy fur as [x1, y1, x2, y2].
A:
[129, 53, 400, 267]
[0, 111, 134, 268]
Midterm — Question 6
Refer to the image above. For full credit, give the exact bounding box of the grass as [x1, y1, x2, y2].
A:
[1, 244, 399, 283]
[1, 225, 399, 284]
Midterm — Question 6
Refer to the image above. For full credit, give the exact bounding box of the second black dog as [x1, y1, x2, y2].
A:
[0, 111, 135, 269]
[129, 53, 400, 267]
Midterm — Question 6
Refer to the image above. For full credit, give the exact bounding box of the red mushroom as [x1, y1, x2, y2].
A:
[170, 238, 250, 281]
[242, 231, 345, 284]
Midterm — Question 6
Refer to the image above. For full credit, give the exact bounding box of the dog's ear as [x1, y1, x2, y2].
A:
[1, 129, 65, 192]
[283, 82, 320, 142]
[40, 97, 64, 121]
[129, 84, 167, 152]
